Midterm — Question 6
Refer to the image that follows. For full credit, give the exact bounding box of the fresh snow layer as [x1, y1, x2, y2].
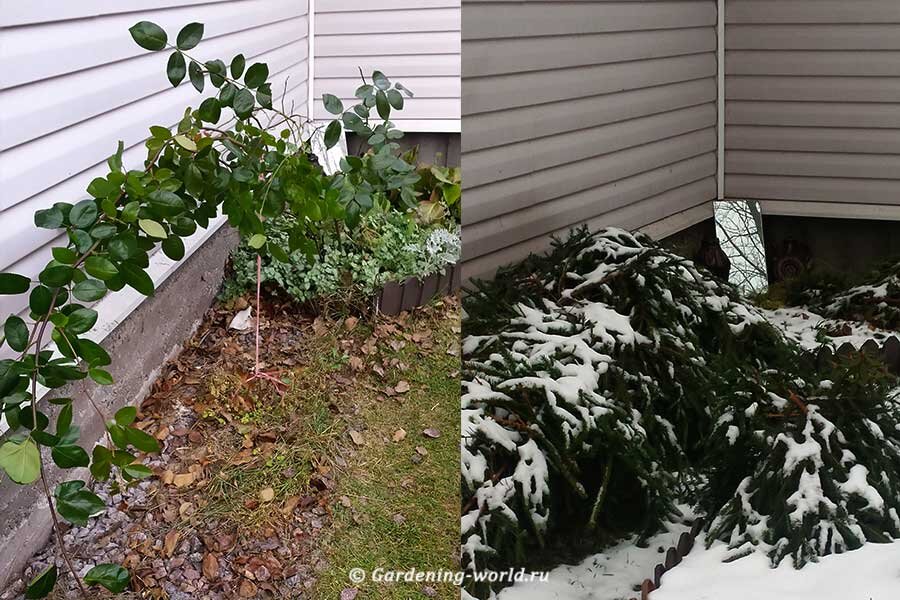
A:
[497, 519, 692, 600]
[498, 533, 900, 600]
[653, 536, 900, 600]
[761, 307, 898, 351]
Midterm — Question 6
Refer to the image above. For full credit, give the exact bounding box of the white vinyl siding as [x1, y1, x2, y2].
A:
[0, 0, 309, 342]
[312, 0, 461, 132]
[462, 0, 719, 282]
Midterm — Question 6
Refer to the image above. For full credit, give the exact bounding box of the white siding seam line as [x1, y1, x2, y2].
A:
[716, 0, 725, 200]
[308, 0, 316, 120]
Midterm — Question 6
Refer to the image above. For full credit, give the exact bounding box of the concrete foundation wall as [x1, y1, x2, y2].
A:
[0, 227, 238, 587]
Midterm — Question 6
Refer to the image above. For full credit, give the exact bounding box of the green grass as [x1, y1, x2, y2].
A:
[313, 303, 461, 599]
[195, 343, 344, 530]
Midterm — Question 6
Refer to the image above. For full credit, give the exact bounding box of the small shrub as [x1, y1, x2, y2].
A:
[810, 262, 900, 329]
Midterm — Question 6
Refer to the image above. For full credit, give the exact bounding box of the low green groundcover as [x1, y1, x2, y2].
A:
[223, 209, 460, 305]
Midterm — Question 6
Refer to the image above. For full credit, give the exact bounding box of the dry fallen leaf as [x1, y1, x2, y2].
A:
[395, 381, 411, 394]
[239, 580, 258, 598]
[344, 316, 358, 331]
[349, 430, 365, 446]
[392, 428, 407, 442]
[164, 530, 180, 557]
[202, 553, 219, 580]
[415, 446, 428, 456]
[340, 588, 359, 600]
[259, 487, 275, 503]
[173, 472, 195, 488]
[422, 428, 441, 439]
[340, 495, 352, 508]
[282, 495, 300, 516]
[349, 356, 364, 371]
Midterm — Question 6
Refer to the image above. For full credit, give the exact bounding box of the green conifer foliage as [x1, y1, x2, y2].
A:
[461, 227, 900, 599]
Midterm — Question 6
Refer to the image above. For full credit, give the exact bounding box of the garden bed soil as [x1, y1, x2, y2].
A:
[1, 292, 460, 599]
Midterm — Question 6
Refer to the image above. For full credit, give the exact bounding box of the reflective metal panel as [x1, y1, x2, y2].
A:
[713, 200, 768, 295]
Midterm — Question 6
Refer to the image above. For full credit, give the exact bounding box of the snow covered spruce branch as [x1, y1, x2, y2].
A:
[460, 227, 900, 598]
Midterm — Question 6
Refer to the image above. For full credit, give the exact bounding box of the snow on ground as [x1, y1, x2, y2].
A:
[653, 536, 900, 600]
[761, 307, 898, 351]
[498, 528, 900, 600]
[497, 517, 693, 600]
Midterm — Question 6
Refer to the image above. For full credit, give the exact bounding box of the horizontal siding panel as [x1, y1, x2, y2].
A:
[464, 128, 716, 224]
[725, 1, 900, 24]
[0, 0, 227, 26]
[464, 179, 715, 282]
[726, 76, 900, 103]
[464, 154, 716, 260]
[315, 32, 460, 56]
[314, 55, 460, 78]
[727, 175, 900, 205]
[463, 1, 716, 40]
[317, 0, 458, 11]
[313, 1, 460, 131]
[464, 78, 716, 152]
[316, 8, 459, 34]
[2, 0, 305, 88]
[727, 150, 900, 180]
[725, 1, 900, 210]
[727, 126, 900, 155]
[727, 50, 900, 77]
[464, 53, 717, 113]
[727, 24, 900, 50]
[462, 0, 718, 279]
[465, 104, 716, 188]
[1, 17, 308, 149]
[726, 102, 900, 129]
[465, 27, 715, 77]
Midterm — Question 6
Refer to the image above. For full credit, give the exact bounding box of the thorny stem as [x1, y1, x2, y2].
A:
[255, 253, 262, 374]
[19, 139, 170, 596]
[30, 288, 89, 598]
